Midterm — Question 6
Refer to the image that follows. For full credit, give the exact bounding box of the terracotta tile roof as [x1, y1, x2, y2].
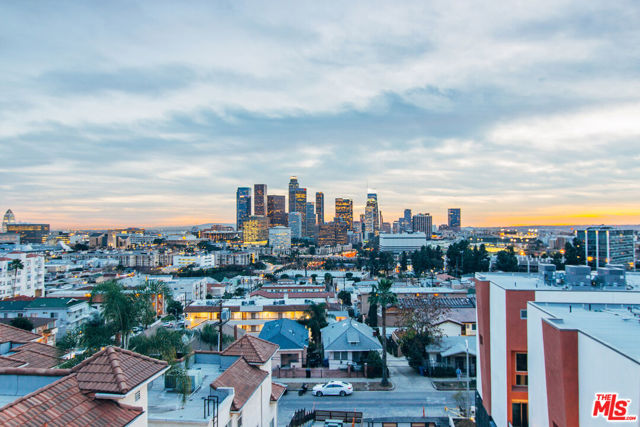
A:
[71, 346, 168, 394]
[4, 342, 60, 369]
[221, 335, 278, 364]
[0, 356, 26, 368]
[270, 382, 286, 401]
[0, 374, 143, 427]
[0, 323, 41, 344]
[211, 357, 268, 411]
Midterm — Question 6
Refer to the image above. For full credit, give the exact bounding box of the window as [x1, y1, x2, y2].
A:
[512, 402, 529, 427]
[479, 335, 483, 345]
[520, 309, 527, 319]
[135, 390, 141, 401]
[515, 353, 528, 386]
[472, 323, 477, 330]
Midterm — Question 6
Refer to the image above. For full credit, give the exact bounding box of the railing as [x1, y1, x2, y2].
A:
[274, 366, 365, 378]
[288, 409, 363, 427]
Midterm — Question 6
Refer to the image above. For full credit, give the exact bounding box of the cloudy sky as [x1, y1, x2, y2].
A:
[1, 1, 640, 229]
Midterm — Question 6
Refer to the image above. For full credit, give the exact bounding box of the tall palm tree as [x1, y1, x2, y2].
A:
[368, 278, 397, 386]
[9, 259, 24, 297]
[92, 281, 139, 349]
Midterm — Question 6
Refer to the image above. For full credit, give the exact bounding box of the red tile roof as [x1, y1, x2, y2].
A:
[221, 335, 278, 364]
[0, 374, 143, 427]
[0, 356, 26, 368]
[4, 342, 60, 369]
[0, 323, 41, 344]
[211, 357, 268, 411]
[71, 346, 168, 394]
[270, 382, 286, 401]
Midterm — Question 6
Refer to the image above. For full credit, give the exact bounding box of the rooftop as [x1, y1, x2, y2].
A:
[533, 302, 640, 364]
[71, 346, 168, 394]
[258, 318, 309, 350]
[0, 323, 41, 344]
[476, 271, 640, 291]
[321, 319, 382, 352]
[221, 334, 278, 364]
[0, 374, 143, 427]
[212, 357, 268, 411]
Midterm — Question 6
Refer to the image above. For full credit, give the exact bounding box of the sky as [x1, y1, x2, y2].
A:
[1, 1, 640, 229]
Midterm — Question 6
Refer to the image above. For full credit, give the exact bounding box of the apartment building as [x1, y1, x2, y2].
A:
[0, 251, 45, 298]
[475, 267, 640, 427]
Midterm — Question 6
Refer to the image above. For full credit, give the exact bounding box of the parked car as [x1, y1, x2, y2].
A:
[312, 381, 353, 397]
[162, 321, 175, 328]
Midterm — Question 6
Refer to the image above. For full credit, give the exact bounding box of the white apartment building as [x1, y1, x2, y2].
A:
[0, 251, 45, 298]
[173, 254, 217, 269]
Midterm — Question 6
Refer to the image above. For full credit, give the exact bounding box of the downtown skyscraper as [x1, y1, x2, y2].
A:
[364, 192, 379, 240]
[267, 195, 287, 226]
[288, 176, 299, 214]
[236, 187, 252, 230]
[334, 198, 353, 231]
[315, 192, 324, 225]
[253, 184, 267, 216]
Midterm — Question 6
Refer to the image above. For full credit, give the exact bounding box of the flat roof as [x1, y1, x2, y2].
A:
[147, 362, 225, 422]
[476, 272, 640, 292]
[532, 302, 640, 364]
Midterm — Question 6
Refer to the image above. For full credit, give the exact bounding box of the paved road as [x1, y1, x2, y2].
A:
[277, 390, 464, 426]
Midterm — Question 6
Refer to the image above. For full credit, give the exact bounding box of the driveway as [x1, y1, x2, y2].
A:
[386, 353, 435, 391]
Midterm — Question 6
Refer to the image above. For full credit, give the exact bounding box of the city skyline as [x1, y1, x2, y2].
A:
[2, 2, 640, 228]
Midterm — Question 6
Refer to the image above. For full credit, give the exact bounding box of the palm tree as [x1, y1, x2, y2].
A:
[9, 259, 24, 297]
[92, 281, 139, 349]
[195, 324, 219, 350]
[298, 302, 328, 366]
[143, 280, 172, 318]
[368, 278, 397, 386]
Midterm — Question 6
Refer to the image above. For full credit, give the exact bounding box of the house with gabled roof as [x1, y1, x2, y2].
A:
[0, 346, 169, 427]
[145, 334, 284, 427]
[259, 318, 309, 368]
[321, 318, 382, 370]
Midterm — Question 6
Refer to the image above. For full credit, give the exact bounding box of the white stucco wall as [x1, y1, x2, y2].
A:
[578, 333, 640, 427]
[489, 284, 508, 427]
[526, 302, 550, 427]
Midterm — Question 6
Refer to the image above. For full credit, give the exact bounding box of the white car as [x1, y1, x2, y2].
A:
[312, 381, 353, 397]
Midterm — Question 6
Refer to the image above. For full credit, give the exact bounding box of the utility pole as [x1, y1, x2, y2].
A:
[465, 338, 470, 417]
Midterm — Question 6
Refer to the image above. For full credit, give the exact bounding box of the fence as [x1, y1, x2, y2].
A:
[288, 409, 363, 427]
[274, 366, 365, 379]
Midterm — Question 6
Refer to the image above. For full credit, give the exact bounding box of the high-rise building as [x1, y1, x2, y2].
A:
[267, 195, 287, 227]
[268, 226, 291, 250]
[317, 221, 349, 247]
[334, 198, 353, 231]
[294, 188, 307, 230]
[576, 226, 635, 268]
[236, 187, 252, 230]
[315, 192, 324, 225]
[242, 215, 269, 245]
[305, 202, 316, 239]
[448, 208, 461, 231]
[364, 193, 379, 240]
[400, 209, 412, 232]
[288, 176, 299, 213]
[412, 213, 433, 238]
[2, 209, 15, 233]
[253, 184, 267, 216]
[288, 212, 302, 239]
[5, 223, 50, 244]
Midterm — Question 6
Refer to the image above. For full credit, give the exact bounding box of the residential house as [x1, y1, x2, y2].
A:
[425, 335, 476, 377]
[259, 318, 309, 368]
[321, 319, 382, 370]
[0, 346, 169, 426]
[0, 317, 57, 345]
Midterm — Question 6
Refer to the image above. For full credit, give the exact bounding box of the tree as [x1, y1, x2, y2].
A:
[368, 278, 397, 387]
[366, 301, 378, 327]
[8, 259, 24, 297]
[400, 297, 450, 370]
[81, 313, 115, 352]
[324, 273, 333, 291]
[195, 324, 219, 350]
[92, 281, 139, 349]
[167, 300, 184, 318]
[73, 243, 89, 251]
[400, 252, 408, 272]
[338, 290, 352, 306]
[298, 303, 328, 366]
[495, 247, 518, 272]
[129, 327, 190, 361]
[10, 316, 33, 331]
[365, 350, 383, 378]
[56, 328, 81, 356]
